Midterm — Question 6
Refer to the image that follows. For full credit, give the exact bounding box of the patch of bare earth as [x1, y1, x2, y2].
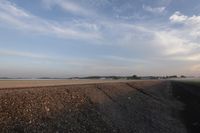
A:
[0, 80, 189, 133]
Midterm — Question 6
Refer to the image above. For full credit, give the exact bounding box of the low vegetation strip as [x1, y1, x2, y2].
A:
[0, 80, 193, 133]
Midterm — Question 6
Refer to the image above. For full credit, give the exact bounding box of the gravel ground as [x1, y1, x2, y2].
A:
[0, 80, 192, 133]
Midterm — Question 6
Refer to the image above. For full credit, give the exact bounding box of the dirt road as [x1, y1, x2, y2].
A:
[0, 80, 198, 133]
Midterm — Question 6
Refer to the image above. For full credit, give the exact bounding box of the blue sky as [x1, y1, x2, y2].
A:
[0, 0, 200, 78]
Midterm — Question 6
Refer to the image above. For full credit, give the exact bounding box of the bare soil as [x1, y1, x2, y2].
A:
[172, 81, 200, 133]
[0, 80, 198, 133]
[0, 79, 135, 89]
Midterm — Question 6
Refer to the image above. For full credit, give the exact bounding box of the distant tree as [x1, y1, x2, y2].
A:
[167, 75, 178, 78]
[126, 75, 140, 80]
[132, 75, 138, 79]
[112, 76, 120, 80]
[180, 75, 186, 78]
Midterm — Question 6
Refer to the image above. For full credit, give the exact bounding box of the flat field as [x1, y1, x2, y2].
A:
[0, 79, 134, 89]
[0, 80, 199, 133]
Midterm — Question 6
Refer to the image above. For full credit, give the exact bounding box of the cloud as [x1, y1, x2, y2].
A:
[152, 31, 197, 55]
[143, 5, 166, 14]
[0, 0, 102, 41]
[1, 1, 200, 76]
[140, 11, 200, 62]
[169, 12, 200, 47]
[190, 64, 200, 73]
[110, 11, 200, 64]
[170, 11, 200, 38]
[170, 11, 200, 25]
[42, 0, 93, 16]
[0, 49, 53, 60]
[173, 54, 200, 61]
[0, 49, 149, 77]
[169, 11, 188, 23]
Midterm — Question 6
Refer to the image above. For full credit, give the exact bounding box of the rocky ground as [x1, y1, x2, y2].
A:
[0, 80, 199, 133]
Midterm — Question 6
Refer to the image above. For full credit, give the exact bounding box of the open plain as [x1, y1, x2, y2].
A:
[0, 80, 199, 133]
[0, 79, 132, 89]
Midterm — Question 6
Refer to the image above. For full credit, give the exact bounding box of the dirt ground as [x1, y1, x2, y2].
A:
[171, 81, 200, 133]
[0, 79, 137, 88]
[0, 80, 198, 133]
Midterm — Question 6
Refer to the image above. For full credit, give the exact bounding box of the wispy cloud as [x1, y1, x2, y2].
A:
[2, 1, 198, 62]
[152, 31, 196, 55]
[1, 0, 200, 76]
[143, 5, 166, 14]
[0, 0, 102, 41]
[0, 49, 52, 60]
[127, 11, 199, 64]
[42, 0, 94, 17]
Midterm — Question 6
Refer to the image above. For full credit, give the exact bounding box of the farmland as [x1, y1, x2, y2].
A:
[0, 80, 199, 133]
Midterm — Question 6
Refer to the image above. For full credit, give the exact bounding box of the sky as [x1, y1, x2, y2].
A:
[0, 0, 200, 78]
